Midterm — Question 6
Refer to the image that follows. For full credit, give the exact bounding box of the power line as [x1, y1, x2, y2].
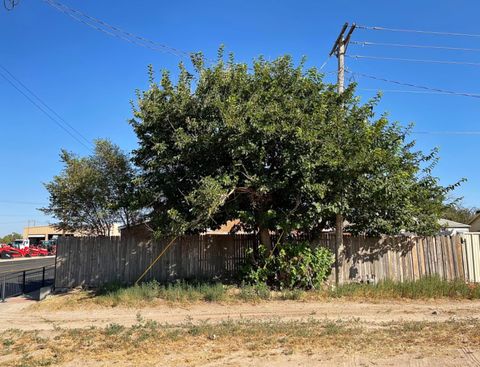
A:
[0, 64, 92, 148]
[347, 70, 480, 99]
[348, 54, 480, 67]
[319, 55, 332, 70]
[351, 41, 480, 53]
[413, 131, 480, 136]
[42, 0, 194, 60]
[358, 88, 471, 96]
[0, 200, 47, 205]
[0, 215, 46, 217]
[3, 0, 19, 11]
[0, 221, 49, 225]
[0, 68, 93, 151]
[357, 25, 480, 38]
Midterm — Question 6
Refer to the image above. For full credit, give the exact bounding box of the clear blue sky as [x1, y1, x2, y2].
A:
[1, 0, 479, 236]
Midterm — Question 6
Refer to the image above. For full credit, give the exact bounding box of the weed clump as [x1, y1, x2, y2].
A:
[328, 276, 480, 300]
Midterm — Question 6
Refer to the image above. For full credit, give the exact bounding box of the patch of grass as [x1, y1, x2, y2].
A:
[238, 283, 271, 301]
[321, 320, 345, 336]
[95, 281, 228, 306]
[400, 321, 428, 332]
[30, 276, 480, 312]
[280, 289, 305, 300]
[3, 339, 14, 347]
[328, 276, 480, 300]
[105, 323, 125, 336]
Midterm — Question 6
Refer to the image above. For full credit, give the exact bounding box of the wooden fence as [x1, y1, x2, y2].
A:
[54, 233, 480, 289]
[462, 233, 480, 282]
[54, 234, 255, 289]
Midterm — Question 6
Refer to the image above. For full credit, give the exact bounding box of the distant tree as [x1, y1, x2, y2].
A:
[443, 203, 478, 224]
[130, 52, 459, 246]
[41, 140, 140, 236]
[0, 232, 21, 244]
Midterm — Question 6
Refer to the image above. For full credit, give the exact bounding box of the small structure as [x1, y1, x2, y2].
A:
[120, 220, 245, 239]
[469, 211, 480, 232]
[438, 218, 470, 235]
[23, 224, 120, 245]
[23, 225, 74, 245]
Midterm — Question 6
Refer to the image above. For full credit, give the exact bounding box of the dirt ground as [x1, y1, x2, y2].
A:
[2, 296, 480, 366]
[2, 295, 480, 331]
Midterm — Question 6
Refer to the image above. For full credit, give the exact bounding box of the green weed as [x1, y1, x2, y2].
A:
[329, 276, 480, 300]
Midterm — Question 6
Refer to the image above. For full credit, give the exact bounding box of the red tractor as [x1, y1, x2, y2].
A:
[0, 241, 30, 259]
[0, 239, 56, 259]
[0, 239, 50, 259]
[28, 245, 49, 257]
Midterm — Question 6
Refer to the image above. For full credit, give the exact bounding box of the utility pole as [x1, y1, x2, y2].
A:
[328, 22, 356, 285]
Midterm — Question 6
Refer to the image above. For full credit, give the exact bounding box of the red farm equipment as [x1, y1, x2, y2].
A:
[0, 239, 52, 259]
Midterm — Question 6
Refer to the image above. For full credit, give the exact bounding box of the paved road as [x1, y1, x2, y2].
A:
[0, 257, 55, 276]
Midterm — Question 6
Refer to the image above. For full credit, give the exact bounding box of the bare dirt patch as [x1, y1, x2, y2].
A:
[2, 296, 480, 366]
[1, 316, 480, 367]
[4, 295, 480, 331]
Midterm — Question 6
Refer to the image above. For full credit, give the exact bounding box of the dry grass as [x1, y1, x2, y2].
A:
[30, 277, 480, 312]
[1, 317, 480, 366]
[29, 283, 308, 311]
[327, 276, 480, 300]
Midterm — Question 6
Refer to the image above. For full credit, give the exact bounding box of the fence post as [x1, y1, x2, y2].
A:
[22, 271, 26, 294]
[1, 276, 5, 302]
[42, 267, 45, 287]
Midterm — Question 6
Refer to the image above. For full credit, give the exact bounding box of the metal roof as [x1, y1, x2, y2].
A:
[438, 218, 471, 228]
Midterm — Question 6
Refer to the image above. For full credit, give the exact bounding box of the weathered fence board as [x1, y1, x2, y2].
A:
[54, 233, 480, 289]
[463, 233, 480, 282]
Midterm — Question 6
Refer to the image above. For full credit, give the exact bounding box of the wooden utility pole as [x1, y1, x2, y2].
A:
[328, 22, 356, 285]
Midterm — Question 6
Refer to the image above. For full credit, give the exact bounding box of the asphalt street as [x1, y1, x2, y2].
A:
[0, 257, 56, 276]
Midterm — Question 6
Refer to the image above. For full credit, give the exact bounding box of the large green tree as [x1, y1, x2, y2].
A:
[42, 140, 139, 236]
[130, 52, 457, 246]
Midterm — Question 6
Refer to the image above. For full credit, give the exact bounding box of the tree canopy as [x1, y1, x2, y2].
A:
[0, 232, 21, 244]
[130, 52, 459, 242]
[442, 203, 478, 224]
[42, 140, 139, 236]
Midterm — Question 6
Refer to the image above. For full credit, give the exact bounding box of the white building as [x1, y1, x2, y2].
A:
[438, 218, 470, 235]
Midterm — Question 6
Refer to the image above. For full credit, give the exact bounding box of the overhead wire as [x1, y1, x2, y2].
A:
[0, 68, 93, 151]
[348, 54, 480, 67]
[358, 88, 464, 95]
[0, 215, 48, 217]
[3, 0, 19, 11]
[0, 200, 47, 205]
[0, 220, 49, 226]
[356, 25, 480, 38]
[42, 0, 194, 60]
[346, 69, 480, 99]
[413, 131, 480, 136]
[0, 64, 92, 148]
[351, 41, 480, 53]
[319, 55, 332, 70]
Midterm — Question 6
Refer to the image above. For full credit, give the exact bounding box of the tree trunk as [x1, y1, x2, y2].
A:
[259, 226, 272, 251]
[334, 213, 344, 285]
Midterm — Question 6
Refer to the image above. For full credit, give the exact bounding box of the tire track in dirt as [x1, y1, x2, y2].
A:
[461, 347, 480, 367]
[3, 298, 480, 331]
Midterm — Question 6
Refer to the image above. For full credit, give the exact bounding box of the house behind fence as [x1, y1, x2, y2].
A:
[54, 233, 480, 289]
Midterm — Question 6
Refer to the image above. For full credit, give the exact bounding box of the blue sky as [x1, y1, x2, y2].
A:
[1, 0, 479, 235]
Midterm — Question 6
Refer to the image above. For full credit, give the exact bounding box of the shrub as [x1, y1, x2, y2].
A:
[243, 242, 334, 290]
